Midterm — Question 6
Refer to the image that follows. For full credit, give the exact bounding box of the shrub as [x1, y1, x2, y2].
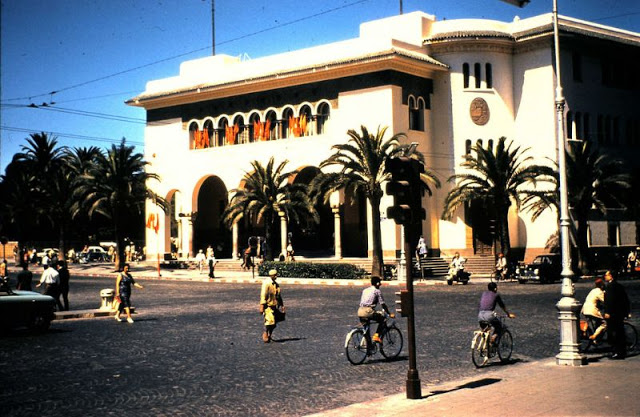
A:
[258, 261, 367, 279]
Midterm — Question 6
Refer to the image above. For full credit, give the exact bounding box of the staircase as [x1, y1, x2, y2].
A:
[463, 255, 495, 277]
[414, 257, 449, 279]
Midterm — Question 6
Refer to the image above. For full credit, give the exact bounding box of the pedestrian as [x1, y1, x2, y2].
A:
[114, 263, 144, 324]
[195, 249, 206, 273]
[56, 261, 70, 311]
[416, 236, 427, 259]
[603, 270, 630, 359]
[0, 261, 9, 290]
[241, 247, 253, 270]
[206, 245, 218, 278]
[36, 264, 64, 311]
[286, 242, 295, 262]
[16, 262, 33, 291]
[259, 269, 285, 343]
[581, 278, 606, 340]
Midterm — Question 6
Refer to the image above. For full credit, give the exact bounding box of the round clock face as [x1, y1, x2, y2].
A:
[470, 97, 490, 126]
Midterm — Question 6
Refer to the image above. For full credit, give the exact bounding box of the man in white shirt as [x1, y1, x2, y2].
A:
[36, 264, 63, 310]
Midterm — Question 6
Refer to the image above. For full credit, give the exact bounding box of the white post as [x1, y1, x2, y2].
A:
[333, 207, 342, 259]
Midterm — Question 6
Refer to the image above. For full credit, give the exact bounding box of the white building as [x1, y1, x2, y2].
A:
[127, 11, 640, 266]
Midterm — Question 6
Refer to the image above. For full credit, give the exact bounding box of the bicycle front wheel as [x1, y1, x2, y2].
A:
[345, 329, 368, 365]
[471, 332, 489, 368]
[624, 322, 637, 350]
[497, 329, 513, 362]
[380, 326, 403, 359]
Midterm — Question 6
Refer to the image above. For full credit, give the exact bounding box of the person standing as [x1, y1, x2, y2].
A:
[0, 261, 9, 290]
[36, 264, 63, 311]
[603, 270, 630, 359]
[114, 263, 144, 323]
[416, 236, 428, 259]
[56, 261, 70, 311]
[195, 249, 206, 273]
[259, 269, 285, 343]
[206, 245, 218, 278]
[16, 262, 33, 291]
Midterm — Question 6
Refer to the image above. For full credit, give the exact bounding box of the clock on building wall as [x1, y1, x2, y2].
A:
[470, 97, 490, 126]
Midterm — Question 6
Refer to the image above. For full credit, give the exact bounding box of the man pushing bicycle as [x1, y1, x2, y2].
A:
[357, 276, 393, 344]
[478, 282, 515, 343]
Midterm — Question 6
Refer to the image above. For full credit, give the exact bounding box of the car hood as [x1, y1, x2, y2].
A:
[1, 290, 56, 303]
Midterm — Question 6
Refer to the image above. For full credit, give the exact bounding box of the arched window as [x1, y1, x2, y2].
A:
[574, 112, 582, 140]
[282, 107, 294, 139]
[408, 96, 424, 131]
[248, 112, 261, 143]
[463, 63, 470, 89]
[485, 63, 493, 88]
[189, 121, 199, 150]
[217, 117, 228, 146]
[474, 63, 482, 88]
[316, 102, 330, 135]
[233, 115, 246, 144]
[566, 111, 573, 139]
[203, 119, 214, 148]
[265, 110, 278, 140]
[299, 105, 312, 137]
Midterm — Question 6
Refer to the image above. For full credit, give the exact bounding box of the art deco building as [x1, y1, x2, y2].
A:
[127, 11, 640, 266]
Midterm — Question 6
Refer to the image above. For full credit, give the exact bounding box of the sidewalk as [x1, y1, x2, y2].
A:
[306, 354, 640, 417]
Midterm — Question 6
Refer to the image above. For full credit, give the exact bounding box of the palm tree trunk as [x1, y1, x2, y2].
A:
[576, 217, 590, 273]
[498, 205, 511, 258]
[265, 212, 274, 261]
[369, 194, 384, 277]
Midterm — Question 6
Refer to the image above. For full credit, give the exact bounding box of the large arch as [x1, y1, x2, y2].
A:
[289, 166, 333, 256]
[164, 189, 182, 257]
[192, 176, 231, 258]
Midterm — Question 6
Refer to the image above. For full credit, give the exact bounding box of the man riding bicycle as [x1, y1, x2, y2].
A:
[358, 276, 393, 344]
[478, 282, 515, 343]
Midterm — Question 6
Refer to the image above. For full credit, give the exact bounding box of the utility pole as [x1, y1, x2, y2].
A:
[211, 0, 216, 55]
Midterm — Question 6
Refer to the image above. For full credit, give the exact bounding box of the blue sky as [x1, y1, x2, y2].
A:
[1, 0, 638, 172]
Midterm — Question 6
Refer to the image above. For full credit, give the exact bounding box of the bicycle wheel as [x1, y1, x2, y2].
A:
[624, 322, 637, 350]
[345, 329, 368, 365]
[471, 332, 489, 368]
[380, 326, 403, 359]
[497, 329, 513, 362]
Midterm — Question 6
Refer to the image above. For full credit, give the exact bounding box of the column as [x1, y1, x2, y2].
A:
[279, 211, 288, 258]
[333, 207, 342, 259]
[232, 223, 239, 260]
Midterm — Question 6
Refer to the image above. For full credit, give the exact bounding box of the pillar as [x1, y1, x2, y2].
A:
[279, 211, 288, 258]
[333, 207, 342, 259]
[232, 223, 239, 260]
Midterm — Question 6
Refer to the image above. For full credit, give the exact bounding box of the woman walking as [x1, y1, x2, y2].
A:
[115, 264, 144, 323]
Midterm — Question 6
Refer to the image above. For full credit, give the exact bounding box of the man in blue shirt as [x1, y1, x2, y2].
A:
[358, 276, 393, 343]
[478, 282, 515, 342]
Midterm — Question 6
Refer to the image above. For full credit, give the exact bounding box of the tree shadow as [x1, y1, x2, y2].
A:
[272, 336, 306, 343]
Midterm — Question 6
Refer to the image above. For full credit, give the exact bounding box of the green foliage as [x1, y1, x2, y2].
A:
[258, 261, 367, 279]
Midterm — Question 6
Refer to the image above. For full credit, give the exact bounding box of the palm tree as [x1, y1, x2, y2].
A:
[310, 125, 440, 277]
[0, 160, 39, 256]
[72, 139, 166, 271]
[524, 141, 631, 271]
[441, 137, 554, 259]
[222, 157, 318, 261]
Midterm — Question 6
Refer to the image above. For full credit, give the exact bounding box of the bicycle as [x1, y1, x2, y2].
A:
[344, 312, 403, 365]
[470, 315, 513, 368]
[579, 316, 637, 353]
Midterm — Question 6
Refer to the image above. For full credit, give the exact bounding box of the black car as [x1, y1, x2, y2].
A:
[516, 254, 562, 284]
[0, 284, 56, 333]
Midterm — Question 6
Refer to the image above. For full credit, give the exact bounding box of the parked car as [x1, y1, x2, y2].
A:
[0, 285, 55, 333]
[516, 254, 562, 284]
[79, 246, 108, 263]
[35, 248, 60, 265]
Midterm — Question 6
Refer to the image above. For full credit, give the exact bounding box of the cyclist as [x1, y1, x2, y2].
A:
[478, 282, 515, 344]
[581, 278, 606, 341]
[495, 253, 508, 281]
[357, 275, 393, 344]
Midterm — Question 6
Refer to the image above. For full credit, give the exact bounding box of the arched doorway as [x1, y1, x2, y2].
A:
[193, 176, 231, 258]
[342, 188, 368, 257]
[289, 166, 333, 257]
[164, 190, 182, 257]
[467, 200, 495, 255]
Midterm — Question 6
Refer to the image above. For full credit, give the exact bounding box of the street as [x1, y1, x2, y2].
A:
[1, 276, 638, 417]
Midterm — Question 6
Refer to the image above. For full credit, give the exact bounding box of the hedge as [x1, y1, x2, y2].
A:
[257, 261, 367, 280]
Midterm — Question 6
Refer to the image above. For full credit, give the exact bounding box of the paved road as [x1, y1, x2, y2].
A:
[1, 277, 638, 416]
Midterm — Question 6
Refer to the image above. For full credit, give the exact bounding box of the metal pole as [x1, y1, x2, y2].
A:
[552, 0, 585, 366]
[399, 0, 403, 15]
[398, 225, 406, 282]
[403, 225, 421, 399]
[211, 0, 216, 55]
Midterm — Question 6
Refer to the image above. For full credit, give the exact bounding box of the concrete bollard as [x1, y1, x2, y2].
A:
[100, 288, 115, 310]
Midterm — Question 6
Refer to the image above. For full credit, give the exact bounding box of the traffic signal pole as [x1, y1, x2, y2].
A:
[403, 224, 422, 399]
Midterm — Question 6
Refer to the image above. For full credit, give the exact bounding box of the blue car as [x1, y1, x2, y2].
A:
[0, 284, 56, 333]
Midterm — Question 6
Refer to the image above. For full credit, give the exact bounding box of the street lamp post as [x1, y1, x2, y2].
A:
[550, 0, 586, 366]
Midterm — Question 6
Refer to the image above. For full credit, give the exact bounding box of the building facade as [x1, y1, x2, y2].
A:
[127, 11, 640, 264]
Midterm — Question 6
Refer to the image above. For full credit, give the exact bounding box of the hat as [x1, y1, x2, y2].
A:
[269, 269, 278, 277]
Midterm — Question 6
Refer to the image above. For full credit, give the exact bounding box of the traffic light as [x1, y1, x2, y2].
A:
[395, 290, 411, 317]
[386, 156, 425, 225]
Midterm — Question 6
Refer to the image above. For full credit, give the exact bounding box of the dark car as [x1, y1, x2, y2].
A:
[516, 254, 562, 284]
[0, 285, 56, 333]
